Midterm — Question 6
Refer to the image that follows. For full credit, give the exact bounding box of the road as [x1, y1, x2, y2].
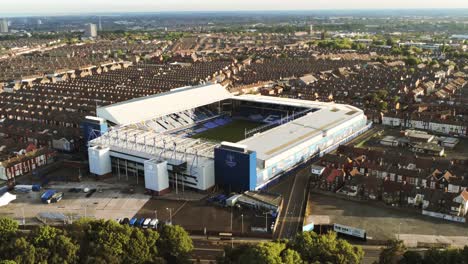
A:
[270, 164, 311, 239]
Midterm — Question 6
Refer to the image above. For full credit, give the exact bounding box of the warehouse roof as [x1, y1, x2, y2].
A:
[97, 83, 232, 125]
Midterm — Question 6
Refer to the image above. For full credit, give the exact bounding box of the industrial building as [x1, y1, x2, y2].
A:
[87, 83, 369, 195]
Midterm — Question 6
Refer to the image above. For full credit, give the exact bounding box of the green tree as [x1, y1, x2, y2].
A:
[122, 228, 154, 264]
[399, 251, 423, 264]
[158, 225, 193, 260]
[386, 38, 396, 47]
[0, 217, 19, 237]
[405, 55, 421, 66]
[376, 89, 389, 100]
[281, 248, 303, 264]
[0, 217, 20, 261]
[10, 237, 36, 264]
[292, 231, 363, 264]
[240, 242, 286, 264]
[70, 219, 131, 263]
[379, 240, 406, 264]
[30, 225, 79, 264]
[0, 261, 17, 264]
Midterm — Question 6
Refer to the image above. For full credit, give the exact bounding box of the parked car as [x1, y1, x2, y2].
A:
[85, 189, 97, 198]
[137, 218, 146, 227]
[50, 192, 64, 203]
[149, 219, 159, 229]
[122, 218, 130, 225]
[129, 218, 138, 226]
[142, 218, 152, 228]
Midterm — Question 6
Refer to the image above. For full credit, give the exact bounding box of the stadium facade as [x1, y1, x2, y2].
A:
[87, 83, 369, 194]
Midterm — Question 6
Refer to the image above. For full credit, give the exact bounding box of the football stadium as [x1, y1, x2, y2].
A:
[86, 83, 370, 195]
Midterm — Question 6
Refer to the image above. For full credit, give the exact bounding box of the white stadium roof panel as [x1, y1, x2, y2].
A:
[97, 83, 232, 125]
[237, 101, 363, 162]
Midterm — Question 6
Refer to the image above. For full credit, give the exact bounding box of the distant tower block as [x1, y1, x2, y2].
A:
[0, 18, 8, 33]
[84, 23, 98, 38]
[99, 16, 102, 31]
[309, 24, 314, 35]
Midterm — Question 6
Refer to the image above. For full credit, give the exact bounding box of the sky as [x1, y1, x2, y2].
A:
[2, 0, 468, 15]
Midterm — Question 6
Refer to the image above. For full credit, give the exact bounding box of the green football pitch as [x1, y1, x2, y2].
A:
[191, 119, 263, 143]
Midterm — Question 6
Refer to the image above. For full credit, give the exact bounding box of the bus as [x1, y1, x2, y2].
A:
[333, 223, 367, 241]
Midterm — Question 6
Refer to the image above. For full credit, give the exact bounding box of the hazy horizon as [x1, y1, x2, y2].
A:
[2, 0, 468, 17]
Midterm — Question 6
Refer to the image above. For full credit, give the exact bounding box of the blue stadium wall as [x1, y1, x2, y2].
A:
[81, 119, 108, 149]
[214, 147, 257, 192]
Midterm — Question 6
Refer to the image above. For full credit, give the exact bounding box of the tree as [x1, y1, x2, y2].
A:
[281, 248, 303, 264]
[292, 231, 363, 264]
[379, 240, 406, 264]
[0, 217, 21, 262]
[10, 237, 36, 264]
[0, 217, 19, 237]
[376, 89, 389, 100]
[399, 251, 423, 264]
[219, 241, 302, 264]
[242, 242, 286, 264]
[30, 225, 79, 264]
[386, 38, 396, 47]
[122, 228, 156, 264]
[405, 55, 421, 66]
[158, 225, 193, 261]
[70, 219, 131, 263]
[0, 261, 17, 264]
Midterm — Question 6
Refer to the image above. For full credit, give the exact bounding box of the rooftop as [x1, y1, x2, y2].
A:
[237, 95, 364, 163]
[97, 83, 232, 125]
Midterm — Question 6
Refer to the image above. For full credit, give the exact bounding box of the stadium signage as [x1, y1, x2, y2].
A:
[225, 154, 237, 168]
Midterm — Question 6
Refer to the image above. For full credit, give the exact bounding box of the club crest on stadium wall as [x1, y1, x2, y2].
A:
[225, 154, 237, 168]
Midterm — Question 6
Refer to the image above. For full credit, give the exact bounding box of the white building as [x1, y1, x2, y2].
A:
[84, 23, 98, 38]
[0, 18, 8, 33]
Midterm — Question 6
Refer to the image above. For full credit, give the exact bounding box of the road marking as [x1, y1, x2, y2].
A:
[173, 201, 187, 217]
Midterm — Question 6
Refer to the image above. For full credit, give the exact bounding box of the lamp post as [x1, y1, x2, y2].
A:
[263, 212, 268, 232]
[166, 208, 173, 224]
[230, 207, 233, 232]
[398, 222, 402, 240]
[241, 214, 244, 234]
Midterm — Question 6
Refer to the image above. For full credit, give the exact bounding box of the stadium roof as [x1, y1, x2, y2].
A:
[97, 83, 232, 125]
[237, 95, 364, 164]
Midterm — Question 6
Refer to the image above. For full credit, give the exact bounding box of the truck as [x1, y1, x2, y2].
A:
[40, 190, 57, 203]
